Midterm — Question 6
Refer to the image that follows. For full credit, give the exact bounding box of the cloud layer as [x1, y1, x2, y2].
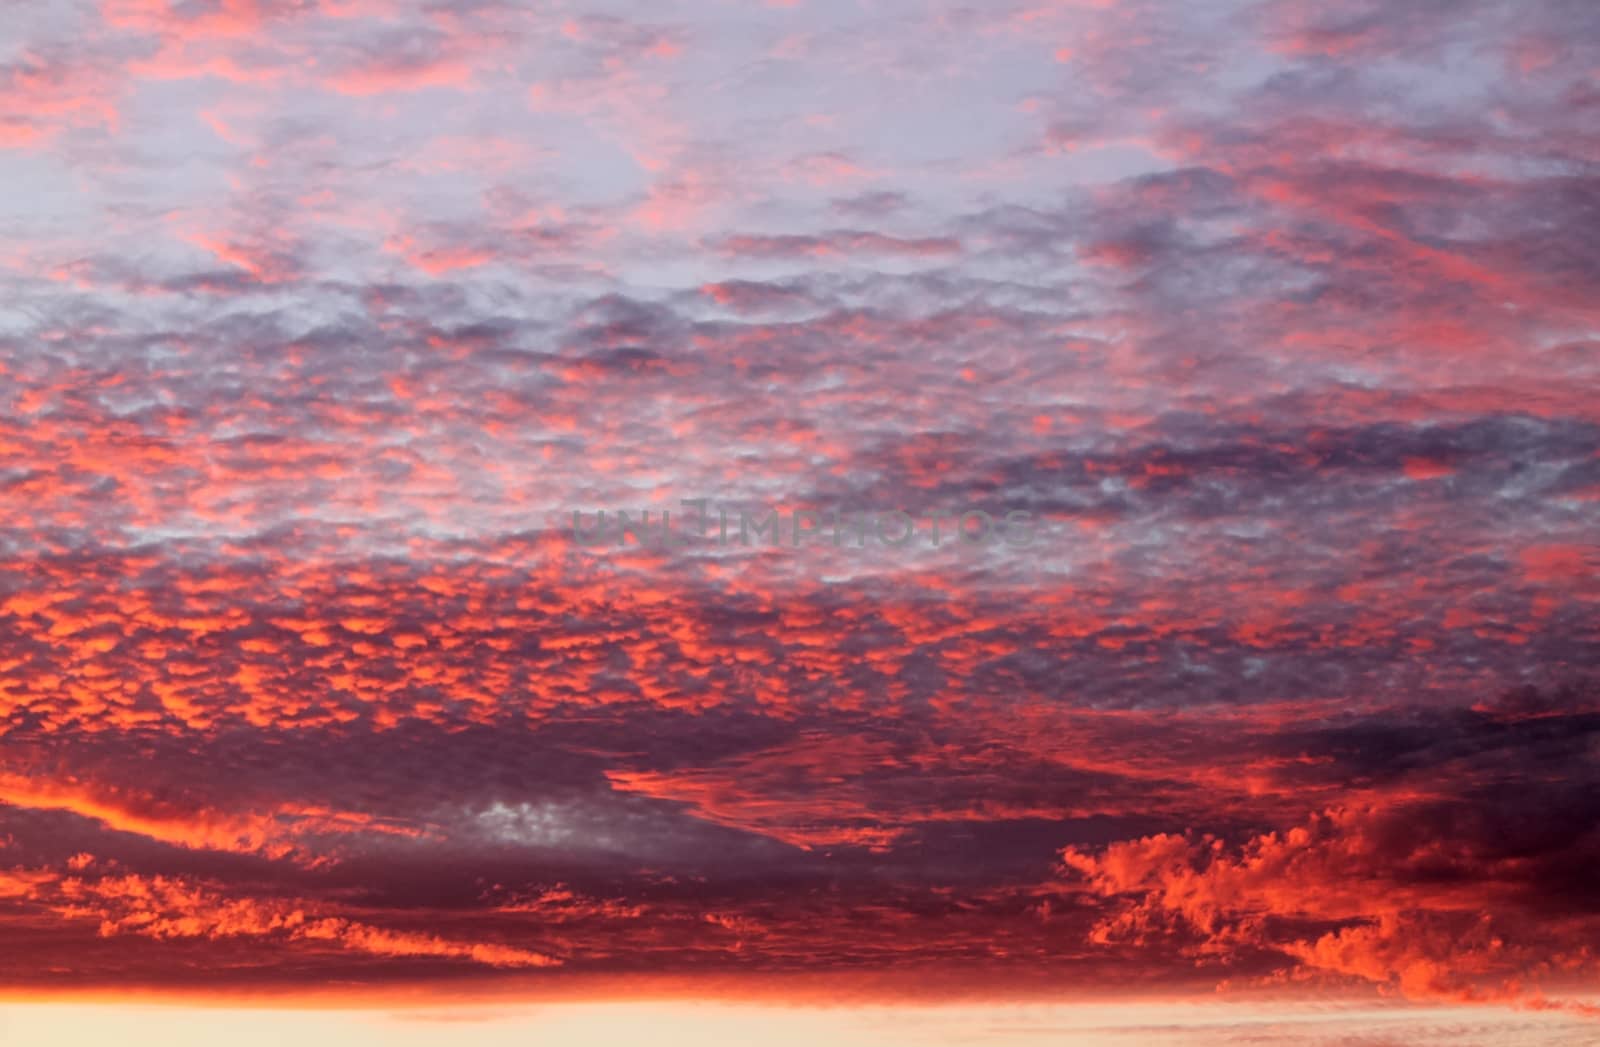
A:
[1, 0, 1597, 1011]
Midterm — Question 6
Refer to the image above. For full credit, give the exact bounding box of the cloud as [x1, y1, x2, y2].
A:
[1, 0, 1597, 1006]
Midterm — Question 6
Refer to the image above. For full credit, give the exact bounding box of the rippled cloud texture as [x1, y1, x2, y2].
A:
[1, 0, 1598, 1031]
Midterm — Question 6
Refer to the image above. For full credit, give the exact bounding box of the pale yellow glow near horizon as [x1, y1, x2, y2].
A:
[0, 1000, 1592, 1047]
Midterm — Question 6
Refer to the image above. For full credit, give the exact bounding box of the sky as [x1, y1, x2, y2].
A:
[1, 0, 1598, 1043]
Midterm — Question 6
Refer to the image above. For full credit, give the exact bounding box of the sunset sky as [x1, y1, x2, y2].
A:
[1, 0, 1598, 1043]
